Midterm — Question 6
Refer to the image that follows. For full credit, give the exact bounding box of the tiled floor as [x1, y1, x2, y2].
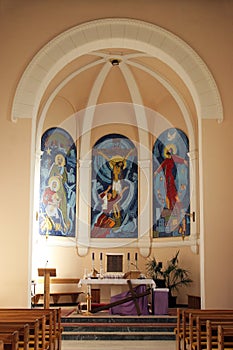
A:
[62, 340, 176, 349]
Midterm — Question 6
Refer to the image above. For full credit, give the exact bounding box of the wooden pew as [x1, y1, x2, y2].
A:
[203, 320, 233, 350]
[175, 308, 202, 350]
[0, 324, 29, 350]
[0, 340, 4, 350]
[19, 308, 62, 350]
[217, 325, 233, 350]
[175, 308, 185, 350]
[0, 312, 49, 350]
[175, 309, 233, 350]
[0, 317, 40, 350]
[188, 314, 233, 350]
[0, 331, 19, 350]
[27, 309, 61, 350]
[0, 308, 61, 350]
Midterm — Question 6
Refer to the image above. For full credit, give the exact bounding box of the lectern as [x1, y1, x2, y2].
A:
[38, 268, 56, 309]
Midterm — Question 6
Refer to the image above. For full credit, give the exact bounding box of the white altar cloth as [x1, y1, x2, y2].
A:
[78, 278, 155, 288]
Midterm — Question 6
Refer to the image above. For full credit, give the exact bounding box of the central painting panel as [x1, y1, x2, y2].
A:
[91, 134, 138, 238]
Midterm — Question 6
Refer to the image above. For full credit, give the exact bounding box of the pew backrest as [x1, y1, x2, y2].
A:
[0, 331, 19, 350]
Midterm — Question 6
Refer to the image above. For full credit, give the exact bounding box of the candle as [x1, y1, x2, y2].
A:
[92, 252, 95, 260]
[100, 252, 103, 261]
[135, 252, 138, 261]
[127, 252, 130, 261]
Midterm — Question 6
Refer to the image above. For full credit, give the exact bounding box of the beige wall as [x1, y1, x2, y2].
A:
[202, 119, 233, 308]
[0, 0, 233, 308]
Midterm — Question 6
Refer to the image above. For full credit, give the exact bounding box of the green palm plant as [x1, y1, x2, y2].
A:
[146, 250, 192, 298]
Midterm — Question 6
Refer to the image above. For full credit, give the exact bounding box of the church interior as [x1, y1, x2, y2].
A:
[1, 0, 233, 335]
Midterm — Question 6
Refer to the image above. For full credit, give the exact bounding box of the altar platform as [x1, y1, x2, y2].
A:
[61, 310, 177, 341]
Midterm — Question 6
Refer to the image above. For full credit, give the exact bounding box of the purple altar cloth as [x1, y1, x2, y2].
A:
[152, 288, 169, 315]
[109, 284, 149, 315]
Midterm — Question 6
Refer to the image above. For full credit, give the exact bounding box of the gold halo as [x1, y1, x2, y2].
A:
[48, 176, 60, 191]
[55, 153, 65, 166]
[164, 144, 177, 158]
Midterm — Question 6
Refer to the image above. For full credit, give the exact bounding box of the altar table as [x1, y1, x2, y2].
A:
[78, 278, 155, 312]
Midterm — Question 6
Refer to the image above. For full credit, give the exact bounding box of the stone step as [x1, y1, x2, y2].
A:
[61, 310, 177, 340]
[61, 315, 177, 324]
[62, 331, 176, 341]
[62, 322, 176, 333]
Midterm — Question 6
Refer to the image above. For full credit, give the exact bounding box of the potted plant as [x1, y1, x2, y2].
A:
[146, 250, 192, 307]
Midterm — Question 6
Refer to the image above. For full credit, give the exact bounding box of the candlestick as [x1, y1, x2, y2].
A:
[127, 252, 130, 271]
[100, 256, 104, 279]
[91, 252, 95, 275]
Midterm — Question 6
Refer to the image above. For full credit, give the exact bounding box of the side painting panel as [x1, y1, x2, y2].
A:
[153, 128, 190, 238]
[91, 134, 138, 238]
[39, 127, 76, 237]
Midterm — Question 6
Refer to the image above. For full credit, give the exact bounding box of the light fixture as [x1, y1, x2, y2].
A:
[110, 58, 120, 66]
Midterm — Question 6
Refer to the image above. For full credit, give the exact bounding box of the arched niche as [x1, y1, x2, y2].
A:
[13, 18, 221, 265]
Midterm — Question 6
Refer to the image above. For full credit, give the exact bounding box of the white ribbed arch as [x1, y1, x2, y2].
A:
[12, 18, 223, 123]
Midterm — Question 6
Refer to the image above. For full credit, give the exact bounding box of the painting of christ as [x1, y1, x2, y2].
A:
[153, 128, 190, 238]
[91, 134, 138, 239]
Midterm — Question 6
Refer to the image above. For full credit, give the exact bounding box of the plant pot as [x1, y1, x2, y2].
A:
[168, 295, 177, 308]
[154, 278, 166, 288]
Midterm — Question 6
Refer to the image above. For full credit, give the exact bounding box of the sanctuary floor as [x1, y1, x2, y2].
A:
[62, 340, 176, 350]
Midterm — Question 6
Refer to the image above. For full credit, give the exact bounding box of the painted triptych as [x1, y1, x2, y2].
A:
[39, 127, 76, 237]
[91, 134, 138, 239]
[153, 128, 190, 238]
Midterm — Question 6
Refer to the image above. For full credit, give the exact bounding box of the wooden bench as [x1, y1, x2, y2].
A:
[0, 316, 42, 350]
[0, 308, 62, 350]
[0, 331, 18, 350]
[188, 314, 233, 350]
[0, 324, 29, 350]
[33, 292, 82, 305]
[175, 308, 233, 350]
[201, 320, 233, 350]
[32, 278, 82, 306]
[217, 325, 233, 350]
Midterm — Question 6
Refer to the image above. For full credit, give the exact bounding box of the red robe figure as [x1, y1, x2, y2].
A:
[154, 148, 188, 210]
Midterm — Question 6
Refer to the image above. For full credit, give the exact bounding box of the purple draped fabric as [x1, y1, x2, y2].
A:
[152, 289, 168, 315]
[109, 284, 149, 315]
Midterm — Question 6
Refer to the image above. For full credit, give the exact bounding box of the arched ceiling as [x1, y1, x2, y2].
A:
[11, 18, 223, 126]
[42, 48, 195, 124]
[40, 48, 194, 156]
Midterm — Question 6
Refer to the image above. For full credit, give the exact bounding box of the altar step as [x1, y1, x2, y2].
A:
[61, 314, 177, 341]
